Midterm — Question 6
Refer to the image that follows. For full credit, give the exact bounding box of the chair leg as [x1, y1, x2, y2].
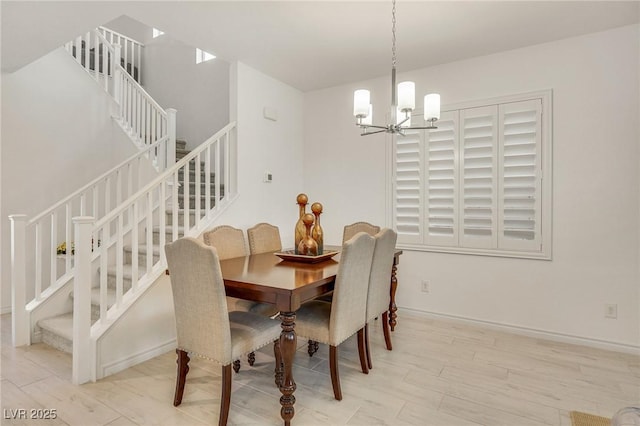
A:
[247, 351, 256, 366]
[357, 328, 369, 374]
[219, 364, 232, 426]
[307, 339, 319, 357]
[382, 311, 392, 350]
[274, 339, 283, 387]
[232, 360, 241, 373]
[329, 345, 342, 401]
[173, 349, 190, 406]
[364, 323, 373, 370]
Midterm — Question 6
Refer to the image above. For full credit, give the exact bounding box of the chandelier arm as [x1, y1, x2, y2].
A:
[361, 129, 388, 136]
[359, 124, 390, 130]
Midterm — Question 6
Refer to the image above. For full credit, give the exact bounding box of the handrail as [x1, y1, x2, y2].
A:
[98, 26, 144, 47]
[28, 137, 167, 226]
[117, 63, 165, 116]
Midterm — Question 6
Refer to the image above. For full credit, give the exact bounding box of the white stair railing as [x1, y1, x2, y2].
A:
[97, 26, 143, 84]
[9, 136, 172, 346]
[72, 121, 237, 384]
[64, 29, 115, 94]
[64, 28, 175, 172]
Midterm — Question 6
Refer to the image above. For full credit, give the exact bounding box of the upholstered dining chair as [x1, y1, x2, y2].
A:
[342, 221, 381, 244]
[203, 225, 247, 260]
[307, 222, 383, 356]
[364, 228, 398, 369]
[202, 225, 279, 370]
[247, 222, 282, 254]
[294, 232, 375, 400]
[164, 238, 282, 426]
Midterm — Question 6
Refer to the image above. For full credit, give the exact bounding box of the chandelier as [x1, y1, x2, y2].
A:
[353, 0, 440, 136]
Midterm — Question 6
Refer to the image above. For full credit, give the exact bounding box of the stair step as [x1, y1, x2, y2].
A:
[38, 313, 73, 354]
[123, 244, 161, 267]
[177, 194, 223, 209]
[178, 182, 221, 194]
[153, 225, 186, 244]
[70, 288, 117, 323]
[176, 139, 187, 150]
[165, 209, 197, 223]
[104, 264, 148, 292]
[176, 148, 190, 160]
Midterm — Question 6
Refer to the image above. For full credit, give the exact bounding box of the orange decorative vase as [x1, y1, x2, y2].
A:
[294, 193, 308, 254]
[311, 202, 324, 255]
[298, 213, 318, 256]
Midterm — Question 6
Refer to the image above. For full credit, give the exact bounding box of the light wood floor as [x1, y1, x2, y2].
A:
[1, 311, 638, 425]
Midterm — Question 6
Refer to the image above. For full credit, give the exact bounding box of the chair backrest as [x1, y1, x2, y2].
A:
[202, 225, 247, 260]
[247, 222, 282, 254]
[366, 228, 398, 322]
[342, 222, 381, 244]
[329, 232, 375, 346]
[165, 237, 232, 363]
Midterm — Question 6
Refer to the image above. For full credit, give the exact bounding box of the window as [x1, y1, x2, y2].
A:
[195, 48, 216, 64]
[393, 91, 552, 259]
[152, 28, 164, 38]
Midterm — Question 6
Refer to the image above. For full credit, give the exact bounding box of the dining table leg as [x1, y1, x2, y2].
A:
[279, 311, 297, 425]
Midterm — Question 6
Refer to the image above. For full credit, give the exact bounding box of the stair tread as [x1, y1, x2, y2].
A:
[123, 244, 161, 255]
[106, 264, 146, 278]
[38, 313, 73, 341]
[70, 287, 117, 307]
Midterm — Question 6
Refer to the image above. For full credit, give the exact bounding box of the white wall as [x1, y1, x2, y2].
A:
[1, 48, 138, 313]
[141, 33, 230, 151]
[212, 61, 305, 247]
[304, 25, 640, 348]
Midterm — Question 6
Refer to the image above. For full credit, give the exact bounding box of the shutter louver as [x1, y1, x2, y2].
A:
[425, 111, 458, 246]
[460, 106, 498, 249]
[498, 100, 542, 251]
[395, 129, 422, 242]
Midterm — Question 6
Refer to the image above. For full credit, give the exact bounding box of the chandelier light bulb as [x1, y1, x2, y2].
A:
[362, 104, 373, 125]
[353, 89, 371, 117]
[424, 93, 441, 121]
[397, 81, 415, 112]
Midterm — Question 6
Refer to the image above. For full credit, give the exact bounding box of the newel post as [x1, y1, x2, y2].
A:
[72, 216, 95, 385]
[166, 108, 177, 169]
[112, 44, 122, 115]
[9, 214, 29, 347]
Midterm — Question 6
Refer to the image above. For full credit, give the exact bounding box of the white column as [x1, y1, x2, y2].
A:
[72, 216, 95, 385]
[166, 108, 177, 169]
[9, 215, 29, 347]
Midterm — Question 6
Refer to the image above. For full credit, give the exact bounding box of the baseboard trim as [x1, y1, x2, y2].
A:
[400, 307, 640, 355]
[99, 338, 177, 378]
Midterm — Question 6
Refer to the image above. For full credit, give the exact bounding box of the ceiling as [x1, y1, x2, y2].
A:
[2, 1, 639, 92]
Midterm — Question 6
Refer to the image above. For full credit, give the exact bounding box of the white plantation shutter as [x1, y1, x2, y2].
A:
[459, 106, 498, 249]
[498, 99, 542, 251]
[391, 91, 550, 259]
[394, 128, 422, 243]
[425, 111, 459, 246]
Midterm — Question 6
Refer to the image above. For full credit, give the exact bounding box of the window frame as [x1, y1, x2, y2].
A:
[388, 90, 553, 260]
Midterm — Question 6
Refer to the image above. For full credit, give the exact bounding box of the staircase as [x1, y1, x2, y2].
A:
[35, 139, 222, 354]
[10, 23, 238, 384]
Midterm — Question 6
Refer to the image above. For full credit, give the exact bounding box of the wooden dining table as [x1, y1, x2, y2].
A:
[218, 246, 402, 425]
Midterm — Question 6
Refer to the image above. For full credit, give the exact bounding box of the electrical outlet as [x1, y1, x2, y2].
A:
[421, 280, 430, 293]
[263, 171, 273, 183]
[605, 304, 618, 319]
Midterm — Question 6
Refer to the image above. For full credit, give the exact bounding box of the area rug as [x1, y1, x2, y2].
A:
[570, 411, 611, 426]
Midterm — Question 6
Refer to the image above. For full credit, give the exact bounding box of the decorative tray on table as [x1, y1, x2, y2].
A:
[274, 250, 339, 264]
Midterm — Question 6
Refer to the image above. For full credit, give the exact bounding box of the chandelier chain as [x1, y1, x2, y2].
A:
[391, 0, 396, 68]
